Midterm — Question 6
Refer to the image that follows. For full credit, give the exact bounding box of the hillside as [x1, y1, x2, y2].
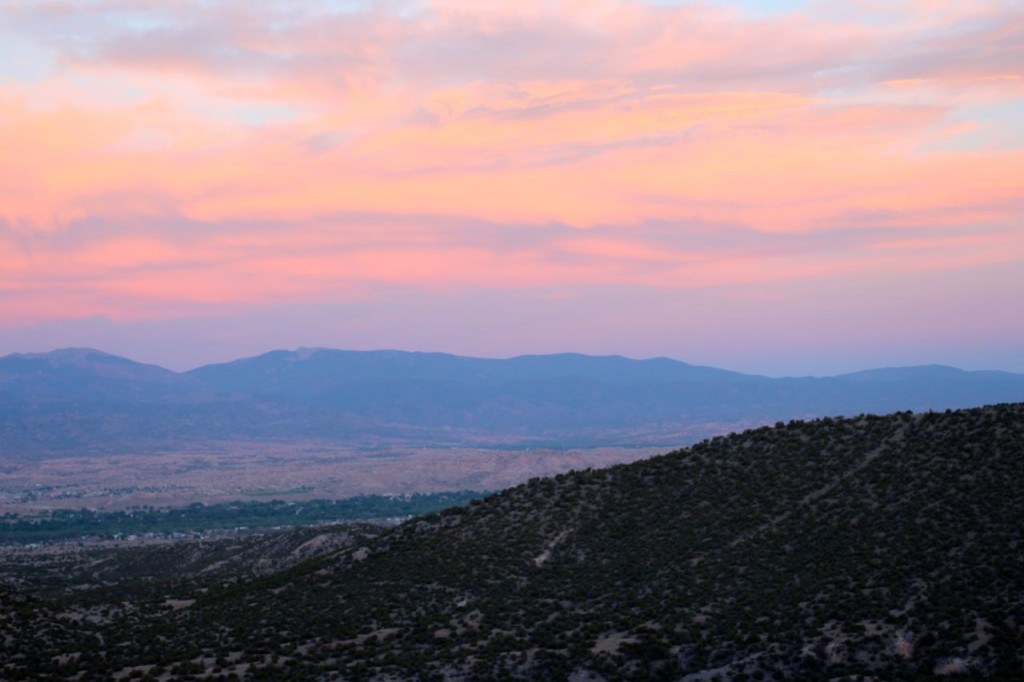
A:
[3, 347, 1024, 459]
[2, 404, 1022, 679]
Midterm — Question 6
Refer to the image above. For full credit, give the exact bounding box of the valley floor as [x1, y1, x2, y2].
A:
[0, 444, 662, 514]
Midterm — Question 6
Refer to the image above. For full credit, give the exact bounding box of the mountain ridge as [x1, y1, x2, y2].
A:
[2, 347, 1023, 460]
[0, 347, 211, 402]
[5, 346, 1020, 382]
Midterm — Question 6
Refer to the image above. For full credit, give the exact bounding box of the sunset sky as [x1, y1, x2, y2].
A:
[1, 0, 1022, 375]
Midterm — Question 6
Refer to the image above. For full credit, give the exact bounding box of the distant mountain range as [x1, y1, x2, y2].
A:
[2, 347, 1023, 459]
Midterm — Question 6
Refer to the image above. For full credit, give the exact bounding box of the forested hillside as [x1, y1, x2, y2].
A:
[2, 404, 1022, 680]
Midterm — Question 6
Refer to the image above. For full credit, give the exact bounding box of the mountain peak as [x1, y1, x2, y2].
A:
[7, 347, 121, 366]
[291, 347, 328, 361]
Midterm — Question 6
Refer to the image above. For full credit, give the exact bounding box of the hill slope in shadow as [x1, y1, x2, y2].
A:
[3, 403, 1022, 679]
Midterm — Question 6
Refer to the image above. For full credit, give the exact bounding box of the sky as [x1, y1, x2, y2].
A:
[0, 0, 1022, 376]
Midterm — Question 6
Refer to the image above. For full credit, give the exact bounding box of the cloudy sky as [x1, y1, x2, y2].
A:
[1, 0, 1022, 375]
